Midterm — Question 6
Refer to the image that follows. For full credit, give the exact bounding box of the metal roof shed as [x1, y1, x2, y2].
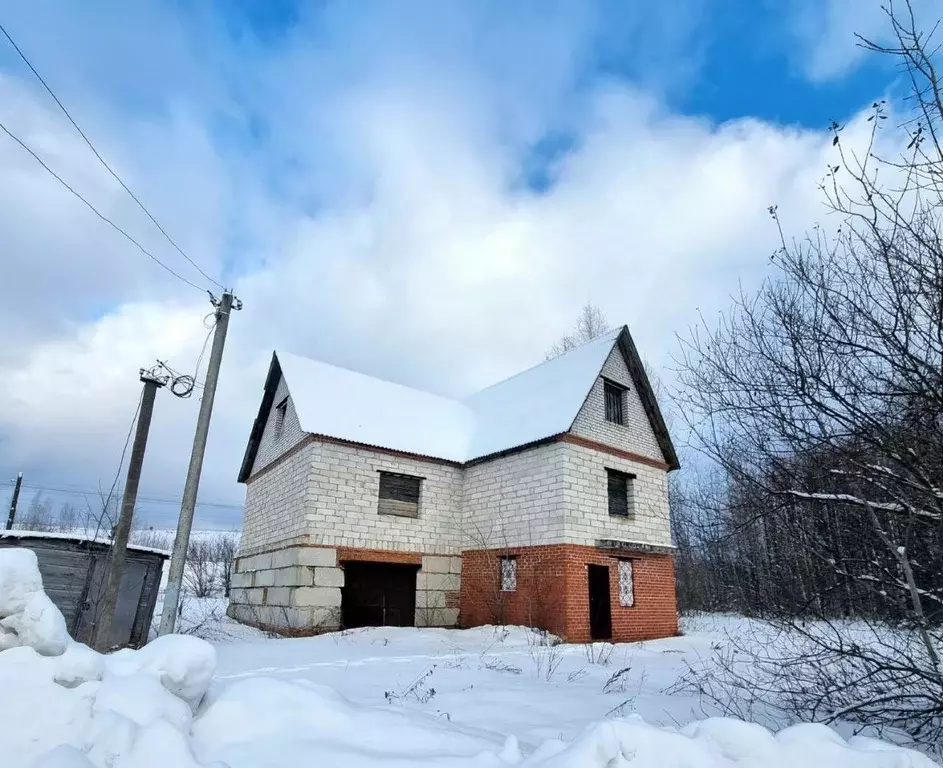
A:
[0, 531, 168, 648]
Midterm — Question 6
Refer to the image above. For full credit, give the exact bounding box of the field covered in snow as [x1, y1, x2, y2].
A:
[1, 547, 939, 767]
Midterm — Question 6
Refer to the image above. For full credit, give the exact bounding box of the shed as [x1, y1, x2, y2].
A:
[0, 531, 168, 648]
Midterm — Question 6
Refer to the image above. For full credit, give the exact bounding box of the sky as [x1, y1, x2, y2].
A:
[0, 0, 933, 529]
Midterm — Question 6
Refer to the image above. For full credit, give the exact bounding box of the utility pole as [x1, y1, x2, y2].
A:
[159, 291, 238, 635]
[93, 371, 165, 651]
[5, 472, 23, 530]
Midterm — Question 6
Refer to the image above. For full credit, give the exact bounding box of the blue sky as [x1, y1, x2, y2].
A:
[0, 0, 925, 527]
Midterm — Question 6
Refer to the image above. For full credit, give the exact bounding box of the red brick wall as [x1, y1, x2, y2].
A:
[460, 544, 678, 643]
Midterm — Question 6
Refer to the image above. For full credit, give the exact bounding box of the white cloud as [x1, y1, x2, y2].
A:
[0, 1, 861, 526]
[791, 0, 943, 81]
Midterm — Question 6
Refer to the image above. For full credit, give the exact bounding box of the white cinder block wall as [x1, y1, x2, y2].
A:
[240, 442, 313, 554]
[561, 443, 671, 547]
[570, 347, 665, 462]
[303, 440, 463, 554]
[460, 442, 568, 548]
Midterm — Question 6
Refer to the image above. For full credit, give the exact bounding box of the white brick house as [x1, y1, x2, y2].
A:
[230, 326, 680, 642]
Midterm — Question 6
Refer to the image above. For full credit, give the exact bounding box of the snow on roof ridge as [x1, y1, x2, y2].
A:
[463, 326, 622, 401]
[0, 529, 170, 556]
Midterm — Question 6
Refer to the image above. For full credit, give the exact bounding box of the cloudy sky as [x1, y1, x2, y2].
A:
[0, 0, 925, 528]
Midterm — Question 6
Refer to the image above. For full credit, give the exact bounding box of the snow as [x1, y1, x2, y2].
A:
[277, 327, 621, 463]
[0, 547, 69, 655]
[0, 529, 171, 556]
[1, 547, 939, 768]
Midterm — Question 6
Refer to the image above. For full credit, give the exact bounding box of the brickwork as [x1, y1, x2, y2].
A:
[560, 442, 672, 548]
[571, 347, 664, 462]
[240, 441, 313, 554]
[460, 544, 677, 642]
[303, 440, 464, 553]
[461, 442, 568, 548]
[252, 375, 307, 474]
[228, 545, 343, 633]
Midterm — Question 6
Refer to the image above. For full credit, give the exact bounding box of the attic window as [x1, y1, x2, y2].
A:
[604, 380, 625, 425]
[378, 472, 422, 518]
[273, 398, 288, 441]
[606, 468, 635, 518]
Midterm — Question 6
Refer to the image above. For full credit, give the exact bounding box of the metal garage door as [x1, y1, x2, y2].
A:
[341, 561, 418, 628]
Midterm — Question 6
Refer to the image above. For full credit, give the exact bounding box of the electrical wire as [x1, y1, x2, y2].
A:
[0, 20, 224, 291]
[0, 119, 205, 292]
[154, 314, 217, 398]
[88, 388, 143, 542]
[17, 482, 243, 511]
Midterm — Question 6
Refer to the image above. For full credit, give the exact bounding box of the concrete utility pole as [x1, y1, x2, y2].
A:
[159, 291, 237, 635]
[93, 372, 165, 651]
[5, 472, 23, 530]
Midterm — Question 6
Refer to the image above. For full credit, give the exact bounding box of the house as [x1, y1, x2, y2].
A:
[229, 326, 680, 643]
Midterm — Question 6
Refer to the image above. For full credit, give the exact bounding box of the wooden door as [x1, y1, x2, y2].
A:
[341, 561, 418, 628]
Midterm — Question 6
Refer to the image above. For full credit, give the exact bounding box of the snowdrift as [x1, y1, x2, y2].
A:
[0, 547, 937, 768]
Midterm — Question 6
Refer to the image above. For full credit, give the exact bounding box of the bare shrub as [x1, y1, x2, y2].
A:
[385, 665, 437, 704]
[583, 642, 615, 666]
[479, 657, 522, 675]
[602, 666, 632, 694]
[527, 629, 564, 681]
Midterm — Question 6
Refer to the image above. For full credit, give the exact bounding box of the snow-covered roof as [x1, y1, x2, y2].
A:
[0, 529, 170, 556]
[276, 353, 474, 463]
[240, 325, 678, 477]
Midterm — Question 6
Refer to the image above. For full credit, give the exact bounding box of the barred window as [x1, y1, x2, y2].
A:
[500, 556, 517, 592]
[606, 468, 635, 518]
[604, 380, 625, 425]
[618, 559, 635, 607]
[377, 472, 422, 518]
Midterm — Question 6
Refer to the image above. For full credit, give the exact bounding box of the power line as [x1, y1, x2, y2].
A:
[0, 119, 206, 292]
[17, 482, 243, 511]
[0, 20, 224, 290]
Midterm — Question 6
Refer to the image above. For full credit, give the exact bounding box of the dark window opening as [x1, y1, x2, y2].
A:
[606, 468, 635, 518]
[273, 397, 288, 440]
[378, 471, 422, 518]
[604, 381, 625, 425]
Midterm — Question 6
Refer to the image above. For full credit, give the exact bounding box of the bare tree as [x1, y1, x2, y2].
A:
[184, 539, 218, 598]
[546, 302, 610, 359]
[674, 0, 943, 748]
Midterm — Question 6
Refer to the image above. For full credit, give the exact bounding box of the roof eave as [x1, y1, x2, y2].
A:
[237, 351, 283, 483]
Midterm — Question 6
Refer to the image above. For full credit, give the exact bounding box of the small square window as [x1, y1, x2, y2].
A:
[273, 398, 288, 441]
[604, 381, 625, 425]
[606, 468, 635, 518]
[618, 559, 635, 607]
[500, 556, 517, 592]
[378, 471, 422, 518]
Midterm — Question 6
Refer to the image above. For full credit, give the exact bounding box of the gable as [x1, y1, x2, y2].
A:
[569, 345, 665, 462]
[238, 326, 679, 480]
[250, 373, 305, 475]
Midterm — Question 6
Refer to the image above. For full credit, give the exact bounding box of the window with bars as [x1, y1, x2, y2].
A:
[500, 556, 517, 592]
[273, 397, 288, 441]
[377, 471, 422, 518]
[618, 559, 635, 607]
[606, 468, 635, 518]
[604, 380, 625, 425]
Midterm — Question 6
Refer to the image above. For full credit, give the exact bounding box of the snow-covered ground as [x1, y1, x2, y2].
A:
[1, 547, 938, 767]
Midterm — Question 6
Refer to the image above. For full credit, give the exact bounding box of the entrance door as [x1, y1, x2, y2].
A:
[342, 561, 419, 628]
[587, 564, 612, 640]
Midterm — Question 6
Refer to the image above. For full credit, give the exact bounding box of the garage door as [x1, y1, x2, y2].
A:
[341, 561, 419, 628]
